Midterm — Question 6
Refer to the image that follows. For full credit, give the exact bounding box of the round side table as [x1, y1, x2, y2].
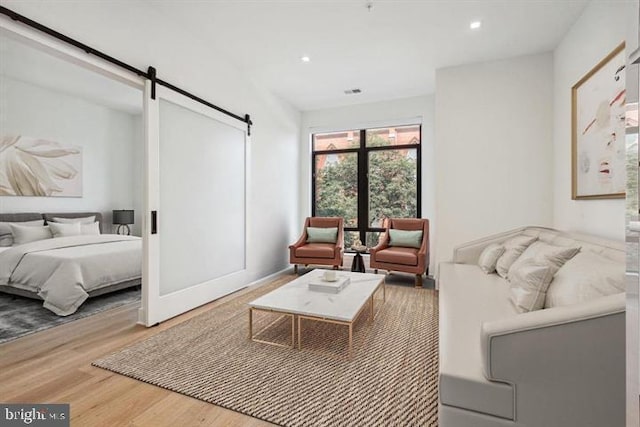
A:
[350, 246, 368, 273]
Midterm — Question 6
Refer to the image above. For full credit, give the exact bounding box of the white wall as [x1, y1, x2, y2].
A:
[434, 53, 554, 267]
[552, 0, 635, 241]
[0, 0, 301, 280]
[132, 114, 144, 236]
[299, 95, 436, 272]
[0, 76, 141, 234]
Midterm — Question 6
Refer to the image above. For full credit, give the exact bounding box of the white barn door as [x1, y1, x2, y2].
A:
[141, 82, 250, 326]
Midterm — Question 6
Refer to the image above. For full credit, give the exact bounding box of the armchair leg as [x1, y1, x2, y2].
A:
[333, 265, 339, 270]
[374, 269, 378, 274]
[415, 274, 423, 288]
[294, 265, 298, 275]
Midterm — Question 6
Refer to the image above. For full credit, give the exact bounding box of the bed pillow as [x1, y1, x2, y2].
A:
[0, 220, 45, 246]
[477, 243, 505, 274]
[306, 227, 338, 243]
[49, 222, 81, 238]
[10, 224, 52, 245]
[509, 258, 555, 313]
[389, 229, 423, 249]
[495, 235, 538, 278]
[507, 241, 580, 279]
[52, 215, 96, 224]
[81, 222, 101, 236]
[545, 251, 625, 308]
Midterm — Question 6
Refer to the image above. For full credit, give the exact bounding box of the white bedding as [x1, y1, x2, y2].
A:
[0, 235, 141, 316]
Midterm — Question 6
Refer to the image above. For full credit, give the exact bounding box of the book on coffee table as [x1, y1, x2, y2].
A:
[308, 276, 351, 294]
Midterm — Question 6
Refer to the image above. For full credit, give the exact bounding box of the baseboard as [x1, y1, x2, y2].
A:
[137, 267, 291, 325]
[136, 265, 435, 324]
[245, 267, 291, 289]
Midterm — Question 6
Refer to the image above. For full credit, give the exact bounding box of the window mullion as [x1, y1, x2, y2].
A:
[358, 129, 368, 245]
[417, 125, 422, 218]
[311, 153, 316, 217]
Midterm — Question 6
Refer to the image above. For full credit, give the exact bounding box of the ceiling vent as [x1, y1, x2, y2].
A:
[344, 88, 362, 95]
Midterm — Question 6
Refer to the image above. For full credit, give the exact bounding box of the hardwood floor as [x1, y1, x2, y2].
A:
[0, 277, 294, 427]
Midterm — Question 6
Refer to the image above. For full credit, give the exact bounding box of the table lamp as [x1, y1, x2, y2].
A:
[113, 209, 134, 235]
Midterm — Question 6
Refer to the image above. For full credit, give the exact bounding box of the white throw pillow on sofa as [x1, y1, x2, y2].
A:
[545, 251, 624, 308]
[477, 243, 505, 274]
[495, 235, 537, 278]
[509, 258, 555, 312]
[508, 241, 580, 279]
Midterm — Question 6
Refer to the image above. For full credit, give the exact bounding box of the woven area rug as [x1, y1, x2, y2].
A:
[0, 286, 141, 344]
[93, 277, 439, 426]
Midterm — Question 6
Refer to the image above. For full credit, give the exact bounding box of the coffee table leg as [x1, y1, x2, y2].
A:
[349, 323, 353, 359]
[370, 295, 374, 324]
[298, 316, 302, 350]
[249, 308, 253, 340]
[383, 280, 386, 302]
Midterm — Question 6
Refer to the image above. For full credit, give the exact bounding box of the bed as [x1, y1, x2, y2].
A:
[0, 212, 142, 316]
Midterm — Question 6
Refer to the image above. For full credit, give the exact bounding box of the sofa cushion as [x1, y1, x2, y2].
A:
[508, 241, 580, 278]
[478, 243, 505, 274]
[545, 251, 625, 308]
[495, 235, 537, 278]
[388, 229, 423, 249]
[508, 259, 555, 313]
[439, 262, 517, 419]
[375, 247, 418, 266]
[306, 227, 338, 243]
[295, 243, 335, 259]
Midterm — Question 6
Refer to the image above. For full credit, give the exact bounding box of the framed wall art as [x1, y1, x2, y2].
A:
[0, 135, 83, 197]
[572, 42, 626, 200]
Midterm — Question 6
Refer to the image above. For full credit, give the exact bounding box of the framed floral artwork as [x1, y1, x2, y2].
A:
[572, 42, 626, 200]
[0, 135, 82, 197]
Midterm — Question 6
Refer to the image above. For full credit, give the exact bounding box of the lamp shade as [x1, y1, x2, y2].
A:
[112, 209, 134, 225]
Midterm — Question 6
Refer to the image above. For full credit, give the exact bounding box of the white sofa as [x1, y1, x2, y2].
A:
[438, 226, 625, 427]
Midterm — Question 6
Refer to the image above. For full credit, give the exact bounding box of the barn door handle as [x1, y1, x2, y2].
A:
[151, 211, 157, 235]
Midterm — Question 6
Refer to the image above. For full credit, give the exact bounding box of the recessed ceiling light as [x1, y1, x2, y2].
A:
[301, 56, 311, 63]
[470, 20, 482, 30]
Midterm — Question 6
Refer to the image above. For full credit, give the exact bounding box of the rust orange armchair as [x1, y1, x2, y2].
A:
[289, 217, 344, 274]
[370, 218, 430, 287]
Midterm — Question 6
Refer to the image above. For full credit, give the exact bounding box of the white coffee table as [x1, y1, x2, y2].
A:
[248, 270, 385, 358]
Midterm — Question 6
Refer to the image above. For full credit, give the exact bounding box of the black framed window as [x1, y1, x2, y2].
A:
[312, 125, 421, 249]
